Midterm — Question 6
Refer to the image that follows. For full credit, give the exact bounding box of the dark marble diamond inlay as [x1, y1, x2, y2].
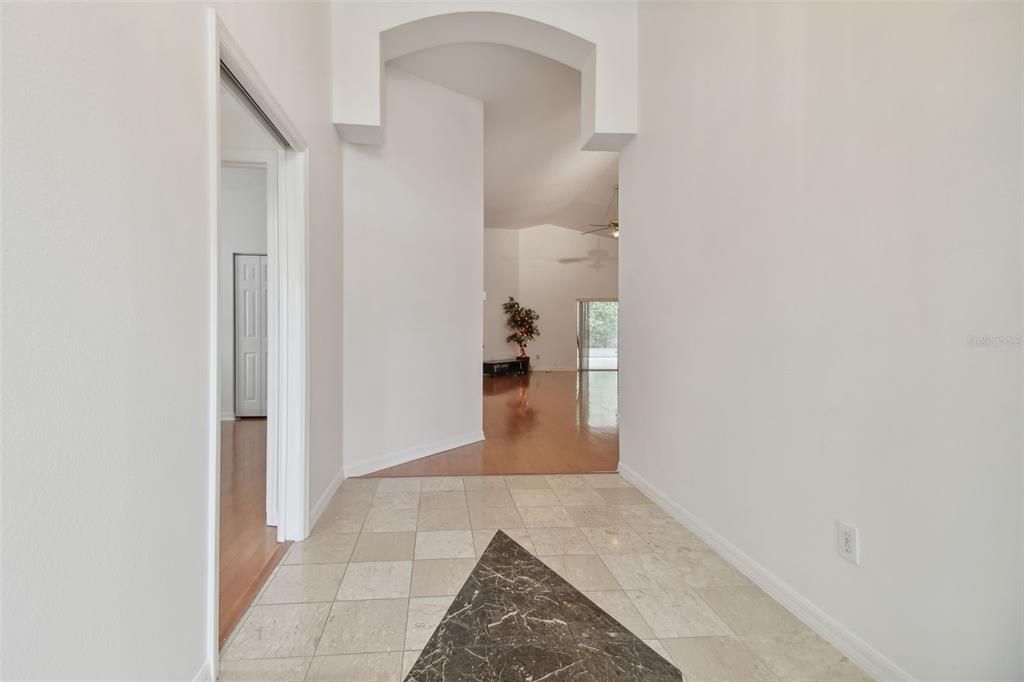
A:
[406, 531, 682, 681]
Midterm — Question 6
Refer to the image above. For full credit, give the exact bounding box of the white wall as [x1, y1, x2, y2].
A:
[1, 5, 211, 678]
[221, 81, 283, 152]
[342, 67, 484, 476]
[519, 225, 618, 370]
[392, 43, 619, 232]
[1, 3, 344, 678]
[484, 226, 619, 367]
[483, 229, 520, 360]
[219, 166, 268, 418]
[619, 3, 1023, 680]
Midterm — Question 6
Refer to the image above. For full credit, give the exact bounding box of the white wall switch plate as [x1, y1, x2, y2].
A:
[837, 521, 860, 565]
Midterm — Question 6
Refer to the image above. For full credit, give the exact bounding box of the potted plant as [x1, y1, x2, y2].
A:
[503, 296, 540, 359]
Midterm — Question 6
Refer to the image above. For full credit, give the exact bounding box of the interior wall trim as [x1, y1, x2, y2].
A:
[344, 431, 486, 478]
[191, 658, 213, 682]
[308, 461, 349, 533]
[618, 461, 915, 682]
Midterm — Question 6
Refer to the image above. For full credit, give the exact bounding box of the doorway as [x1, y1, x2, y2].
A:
[208, 14, 312, 673]
[217, 79, 285, 646]
[212, 28, 315, 667]
[578, 299, 619, 371]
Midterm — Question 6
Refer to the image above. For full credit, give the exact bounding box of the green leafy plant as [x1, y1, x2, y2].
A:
[503, 296, 540, 358]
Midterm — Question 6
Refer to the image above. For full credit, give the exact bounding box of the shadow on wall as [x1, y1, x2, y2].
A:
[558, 246, 615, 268]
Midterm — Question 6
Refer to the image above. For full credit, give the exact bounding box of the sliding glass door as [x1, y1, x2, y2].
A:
[577, 299, 618, 371]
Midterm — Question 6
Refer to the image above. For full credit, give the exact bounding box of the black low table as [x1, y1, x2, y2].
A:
[483, 357, 529, 376]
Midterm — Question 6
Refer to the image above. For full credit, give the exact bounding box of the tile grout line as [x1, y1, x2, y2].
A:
[254, 475, 791, 677]
[306, 490, 362, 675]
[221, 556, 286, 657]
[402, 490, 420, 655]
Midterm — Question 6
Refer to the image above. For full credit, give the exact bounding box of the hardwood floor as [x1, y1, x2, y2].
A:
[219, 418, 289, 647]
[369, 371, 619, 477]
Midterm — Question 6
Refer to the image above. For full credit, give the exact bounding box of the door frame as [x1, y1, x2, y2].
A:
[223, 153, 280, 527]
[206, 10, 310, 676]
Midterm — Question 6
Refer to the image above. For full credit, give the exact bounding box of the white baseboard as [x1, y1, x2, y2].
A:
[531, 368, 617, 373]
[618, 461, 914, 682]
[219, 412, 236, 421]
[344, 431, 486, 478]
[308, 462, 348, 534]
[192, 657, 213, 682]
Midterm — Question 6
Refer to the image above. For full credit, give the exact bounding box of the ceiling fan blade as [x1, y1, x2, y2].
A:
[583, 226, 611, 234]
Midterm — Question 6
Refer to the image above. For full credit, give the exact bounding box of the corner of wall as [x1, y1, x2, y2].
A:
[192, 658, 213, 682]
[617, 461, 916, 682]
[343, 431, 485, 479]
[308, 460, 348, 534]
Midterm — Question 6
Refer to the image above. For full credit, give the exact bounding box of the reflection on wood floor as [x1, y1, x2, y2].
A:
[219, 418, 289, 646]
[369, 371, 619, 477]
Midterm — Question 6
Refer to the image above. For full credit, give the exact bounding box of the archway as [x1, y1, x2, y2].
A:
[330, 6, 637, 151]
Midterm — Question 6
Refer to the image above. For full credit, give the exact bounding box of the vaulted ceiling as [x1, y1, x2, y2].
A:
[390, 43, 619, 231]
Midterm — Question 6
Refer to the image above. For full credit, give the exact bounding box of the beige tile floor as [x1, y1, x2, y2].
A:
[220, 474, 872, 682]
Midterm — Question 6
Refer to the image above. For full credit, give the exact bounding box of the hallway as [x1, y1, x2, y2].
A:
[219, 419, 289, 645]
[4, 3, 1020, 679]
[371, 371, 619, 477]
[220, 473, 871, 681]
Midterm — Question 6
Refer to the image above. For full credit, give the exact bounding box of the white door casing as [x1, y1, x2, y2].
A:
[209, 12, 311, 679]
[234, 254, 267, 417]
[213, 13, 310, 546]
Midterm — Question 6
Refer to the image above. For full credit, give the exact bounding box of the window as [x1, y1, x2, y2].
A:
[578, 299, 618, 371]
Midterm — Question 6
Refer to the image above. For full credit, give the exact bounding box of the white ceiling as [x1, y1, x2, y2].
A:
[220, 82, 284, 153]
[390, 43, 618, 231]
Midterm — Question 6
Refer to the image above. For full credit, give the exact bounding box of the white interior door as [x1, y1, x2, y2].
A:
[235, 254, 268, 417]
[261, 256, 269, 416]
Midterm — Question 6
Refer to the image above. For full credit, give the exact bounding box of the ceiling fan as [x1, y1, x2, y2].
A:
[583, 185, 620, 239]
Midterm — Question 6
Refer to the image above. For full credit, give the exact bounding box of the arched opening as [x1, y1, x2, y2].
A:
[331, 7, 637, 150]
[341, 34, 621, 478]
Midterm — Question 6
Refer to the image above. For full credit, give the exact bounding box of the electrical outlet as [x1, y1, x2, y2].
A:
[836, 522, 860, 565]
